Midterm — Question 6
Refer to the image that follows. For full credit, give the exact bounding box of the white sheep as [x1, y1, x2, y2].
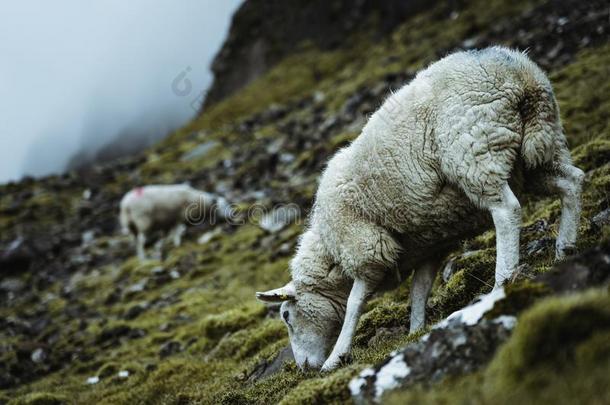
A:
[119, 184, 229, 259]
[256, 47, 584, 371]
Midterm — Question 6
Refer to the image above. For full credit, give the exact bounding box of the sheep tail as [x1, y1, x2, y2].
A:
[518, 79, 561, 169]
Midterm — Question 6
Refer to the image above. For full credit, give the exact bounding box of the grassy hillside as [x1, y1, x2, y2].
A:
[1, 0, 609, 403]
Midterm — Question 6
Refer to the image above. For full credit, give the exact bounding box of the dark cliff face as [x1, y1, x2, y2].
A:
[202, 0, 437, 109]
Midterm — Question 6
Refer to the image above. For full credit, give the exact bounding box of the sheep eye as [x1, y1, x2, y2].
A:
[282, 310, 290, 323]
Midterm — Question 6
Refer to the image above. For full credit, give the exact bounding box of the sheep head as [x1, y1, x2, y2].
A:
[256, 281, 344, 370]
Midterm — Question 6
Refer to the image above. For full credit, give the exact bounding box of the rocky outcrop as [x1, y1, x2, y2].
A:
[350, 243, 610, 403]
[202, 0, 436, 108]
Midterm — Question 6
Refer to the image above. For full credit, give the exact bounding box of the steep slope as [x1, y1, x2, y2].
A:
[1, 0, 609, 404]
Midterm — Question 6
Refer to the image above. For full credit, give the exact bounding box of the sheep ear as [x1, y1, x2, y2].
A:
[256, 282, 296, 302]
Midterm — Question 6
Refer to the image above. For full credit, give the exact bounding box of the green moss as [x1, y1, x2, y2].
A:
[430, 248, 496, 318]
[552, 44, 610, 147]
[198, 305, 267, 341]
[208, 319, 285, 360]
[279, 365, 360, 405]
[9, 392, 68, 405]
[572, 139, 610, 172]
[487, 289, 610, 388]
[354, 300, 408, 346]
[484, 280, 550, 319]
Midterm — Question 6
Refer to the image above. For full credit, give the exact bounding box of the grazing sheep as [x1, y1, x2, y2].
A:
[119, 184, 229, 259]
[256, 47, 584, 371]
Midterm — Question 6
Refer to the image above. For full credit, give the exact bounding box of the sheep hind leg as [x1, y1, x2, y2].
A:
[488, 183, 522, 289]
[321, 278, 372, 372]
[409, 260, 439, 333]
[547, 163, 585, 260]
[171, 223, 187, 247]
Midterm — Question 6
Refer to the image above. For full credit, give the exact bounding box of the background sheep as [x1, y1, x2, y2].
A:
[119, 184, 230, 259]
[257, 47, 584, 371]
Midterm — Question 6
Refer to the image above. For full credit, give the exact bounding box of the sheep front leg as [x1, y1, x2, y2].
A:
[136, 232, 147, 261]
[553, 163, 584, 260]
[410, 261, 438, 333]
[489, 184, 521, 289]
[321, 278, 371, 372]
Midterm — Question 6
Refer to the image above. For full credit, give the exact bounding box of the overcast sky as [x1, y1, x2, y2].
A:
[0, 0, 242, 183]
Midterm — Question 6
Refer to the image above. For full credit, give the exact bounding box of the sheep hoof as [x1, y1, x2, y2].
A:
[556, 245, 577, 261]
[321, 353, 351, 372]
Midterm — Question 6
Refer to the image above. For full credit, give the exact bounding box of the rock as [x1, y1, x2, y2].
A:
[351, 243, 610, 403]
[181, 141, 219, 161]
[0, 278, 25, 293]
[525, 237, 554, 257]
[126, 279, 148, 295]
[86, 376, 99, 385]
[81, 230, 95, 246]
[127, 328, 147, 339]
[0, 237, 34, 273]
[350, 302, 516, 404]
[436, 287, 507, 328]
[536, 242, 610, 293]
[246, 346, 294, 382]
[159, 341, 182, 358]
[368, 326, 409, 348]
[461, 37, 479, 48]
[442, 250, 480, 283]
[97, 325, 135, 345]
[118, 370, 130, 378]
[198, 228, 223, 245]
[259, 205, 300, 233]
[591, 208, 610, 230]
[123, 302, 148, 320]
[31, 348, 47, 364]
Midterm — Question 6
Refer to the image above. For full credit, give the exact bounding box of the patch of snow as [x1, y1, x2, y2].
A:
[374, 353, 412, 400]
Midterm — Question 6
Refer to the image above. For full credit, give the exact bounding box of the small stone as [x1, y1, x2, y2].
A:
[118, 370, 129, 378]
[124, 303, 148, 320]
[198, 228, 222, 245]
[127, 279, 148, 294]
[259, 206, 301, 233]
[180, 141, 218, 161]
[170, 270, 180, 280]
[159, 341, 182, 358]
[0, 278, 25, 292]
[81, 230, 95, 245]
[462, 37, 478, 48]
[591, 208, 610, 229]
[279, 153, 295, 163]
[526, 237, 554, 257]
[31, 348, 46, 363]
[86, 376, 99, 385]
